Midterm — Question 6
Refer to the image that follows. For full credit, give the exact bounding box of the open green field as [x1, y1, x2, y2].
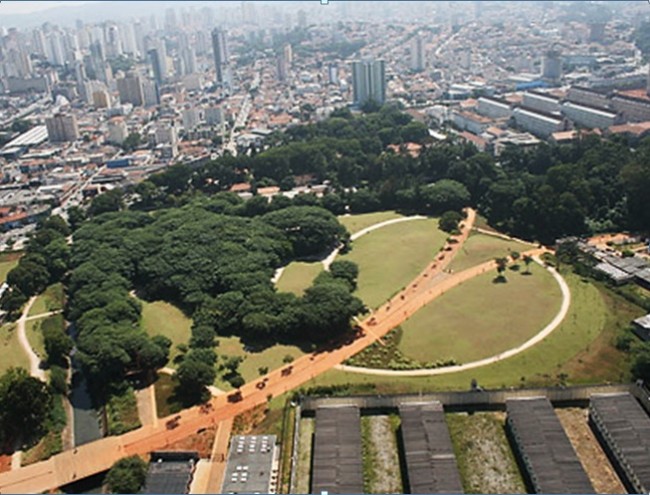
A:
[0, 252, 20, 285]
[338, 218, 446, 309]
[399, 262, 561, 364]
[337, 211, 404, 235]
[214, 336, 306, 390]
[0, 323, 28, 374]
[140, 300, 192, 365]
[29, 283, 65, 317]
[276, 261, 323, 296]
[302, 270, 642, 392]
[25, 319, 46, 360]
[449, 232, 529, 272]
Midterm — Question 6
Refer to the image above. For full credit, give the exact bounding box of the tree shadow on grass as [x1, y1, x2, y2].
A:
[492, 275, 508, 284]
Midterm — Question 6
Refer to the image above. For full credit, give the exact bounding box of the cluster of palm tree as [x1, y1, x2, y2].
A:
[494, 252, 534, 282]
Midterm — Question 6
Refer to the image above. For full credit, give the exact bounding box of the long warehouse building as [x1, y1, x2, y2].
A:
[506, 397, 594, 493]
[398, 402, 463, 494]
[589, 393, 650, 494]
[311, 406, 364, 494]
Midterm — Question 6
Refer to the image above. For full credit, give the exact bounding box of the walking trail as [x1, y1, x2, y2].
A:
[335, 254, 570, 376]
[16, 296, 46, 381]
[273, 215, 427, 283]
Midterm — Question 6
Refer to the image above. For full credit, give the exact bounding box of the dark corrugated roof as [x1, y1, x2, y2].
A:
[311, 406, 364, 495]
[506, 398, 594, 494]
[143, 453, 197, 494]
[590, 393, 650, 493]
[399, 402, 463, 494]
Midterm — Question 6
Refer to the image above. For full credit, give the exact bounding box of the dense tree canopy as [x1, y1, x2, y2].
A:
[0, 368, 52, 445]
[106, 456, 148, 494]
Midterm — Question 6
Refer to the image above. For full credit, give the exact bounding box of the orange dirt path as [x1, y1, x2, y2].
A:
[0, 210, 551, 494]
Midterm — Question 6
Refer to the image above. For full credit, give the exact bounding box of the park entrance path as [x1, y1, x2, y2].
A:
[16, 296, 46, 381]
[0, 209, 476, 494]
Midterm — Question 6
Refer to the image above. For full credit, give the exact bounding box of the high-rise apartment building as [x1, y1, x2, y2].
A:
[45, 113, 79, 142]
[541, 49, 562, 84]
[351, 60, 386, 106]
[117, 72, 144, 106]
[411, 35, 425, 71]
[211, 28, 228, 85]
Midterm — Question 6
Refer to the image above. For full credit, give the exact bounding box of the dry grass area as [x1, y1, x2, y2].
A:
[447, 412, 525, 494]
[165, 425, 217, 458]
[361, 415, 403, 494]
[294, 417, 314, 494]
[556, 408, 625, 494]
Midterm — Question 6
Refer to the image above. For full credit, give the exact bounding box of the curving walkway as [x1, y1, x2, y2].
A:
[16, 296, 46, 381]
[321, 215, 427, 270]
[274, 215, 429, 284]
[336, 255, 570, 377]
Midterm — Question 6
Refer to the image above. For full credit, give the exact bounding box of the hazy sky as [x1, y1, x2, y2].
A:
[1, 1, 91, 15]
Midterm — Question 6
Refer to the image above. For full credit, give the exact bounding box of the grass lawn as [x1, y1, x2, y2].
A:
[337, 211, 404, 235]
[301, 270, 641, 393]
[214, 336, 306, 390]
[140, 300, 192, 365]
[0, 252, 21, 285]
[28, 283, 65, 317]
[106, 386, 141, 435]
[154, 373, 183, 418]
[25, 319, 46, 359]
[398, 263, 561, 364]
[338, 218, 447, 309]
[449, 232, 529, 272]
[0, 323, 28, 374]
[276, 261, 323, 296]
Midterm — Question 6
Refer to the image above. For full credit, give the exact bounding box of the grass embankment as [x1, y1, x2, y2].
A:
[28, 283, 65, 317]
[361, 414, 402, 493]
[303, 270, 640, 392]
[0, 323, 28, 374]
[276, 261, 323, 296]
[398, 262, 561, 364]
[0, 252, 20, 285]
[294, 417, 314, 493]
[214, 336, 305, 390]
[338, 218, 447, 309]
[337, 211, 404, 234]
[106, 387, 141, 435]
[449, 232, 529, 272]
[447, 412, 525, 494]
[140, 300, 192, 365]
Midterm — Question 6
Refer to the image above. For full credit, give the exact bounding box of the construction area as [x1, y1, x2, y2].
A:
[290, 385, 650, 494]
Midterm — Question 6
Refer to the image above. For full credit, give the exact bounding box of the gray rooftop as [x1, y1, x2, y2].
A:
[590, 393, 650, 493]
[594, 262, 633, 282]
[398, 402, 463, 494]
[143, 452, 198, 494]
[311, 406, 364, 495]
[506, 397, 594, 494]
[221, 435, 277, 494]
[604, 255, 649, 275]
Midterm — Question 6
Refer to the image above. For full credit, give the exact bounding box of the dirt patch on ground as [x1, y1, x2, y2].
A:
[0, 454, 11, 474]
[164, 426, 217, 458]
[447, 412, 525, 494]
[362, 415, 402, 493]
[556, 408, 625, 494]
[232, 403, 268, 435]
[294, 418, 314, 494]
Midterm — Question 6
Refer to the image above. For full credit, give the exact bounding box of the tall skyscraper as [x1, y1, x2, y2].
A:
[211, 28, 228, 85]
[351, 60, 386, 106]
[411, 35, 425, 71]
[148, 48, 164, 84]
